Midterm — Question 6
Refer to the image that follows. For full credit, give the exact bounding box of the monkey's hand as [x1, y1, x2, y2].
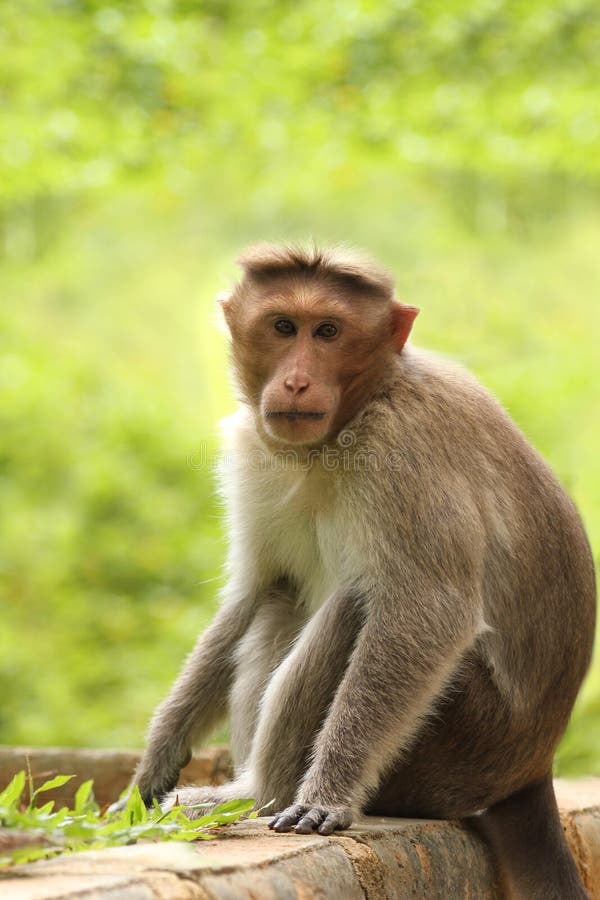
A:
[268, 802, 353, 835]
[106, 758, 185, 815]
[132, 745, 192, 807]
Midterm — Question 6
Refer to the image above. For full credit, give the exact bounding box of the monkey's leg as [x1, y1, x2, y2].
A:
[230, 595, 305, 768]
[159, 597, 303, 820]
[245, 591, 366, 812]
[269, 580, 482, 835]
[165, 591, 365, 818]
[130, 581, 259, 805]
[157, 587, 304, 820]
[476, 775, 589, 899]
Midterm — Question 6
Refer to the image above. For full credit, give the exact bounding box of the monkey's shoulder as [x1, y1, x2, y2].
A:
[355, 348, 533, 469]
[340, 347, 578, 540]
[390, 347, 508, 424]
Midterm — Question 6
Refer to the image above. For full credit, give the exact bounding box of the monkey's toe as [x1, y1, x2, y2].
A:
[269, 803, 308, 832]
[295, 807, 328, 833]
[269, 803, 352, 834]
[317, 807, 352, 834]
[299, 805, 352, 834]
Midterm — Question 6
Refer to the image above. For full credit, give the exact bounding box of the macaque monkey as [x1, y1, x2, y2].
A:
[129, 244, 595, 898]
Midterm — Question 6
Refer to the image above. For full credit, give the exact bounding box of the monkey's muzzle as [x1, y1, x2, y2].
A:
[266, 411, 327, 421]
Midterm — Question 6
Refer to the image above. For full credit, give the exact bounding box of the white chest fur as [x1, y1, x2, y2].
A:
[219, 410, 347, 613]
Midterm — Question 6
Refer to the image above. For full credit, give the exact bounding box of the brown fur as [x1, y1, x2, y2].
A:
[128, 244, 595, 899]
[236, 241, 395, 299]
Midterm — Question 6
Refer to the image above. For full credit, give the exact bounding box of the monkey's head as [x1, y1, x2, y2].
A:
[220, 244, 418, 448]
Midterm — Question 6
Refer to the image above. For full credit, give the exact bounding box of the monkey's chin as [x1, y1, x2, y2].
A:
[263, 413, 331, 448]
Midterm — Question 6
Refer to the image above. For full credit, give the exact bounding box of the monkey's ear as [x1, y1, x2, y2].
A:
[216, 291, 234, 332]
[390, 302, 419, 352]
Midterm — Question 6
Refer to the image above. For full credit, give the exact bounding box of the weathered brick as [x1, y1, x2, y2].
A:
[0, 750, 599, 898]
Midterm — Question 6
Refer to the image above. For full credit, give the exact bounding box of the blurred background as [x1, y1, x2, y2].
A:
[0, 1, 598, 773]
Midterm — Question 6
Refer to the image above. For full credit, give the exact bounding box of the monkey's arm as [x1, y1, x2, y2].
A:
[131, 583, 259, 804]
[271, 574, 483, 834]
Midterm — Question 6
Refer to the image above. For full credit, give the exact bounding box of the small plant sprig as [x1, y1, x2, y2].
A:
[0, 770, 256, 867]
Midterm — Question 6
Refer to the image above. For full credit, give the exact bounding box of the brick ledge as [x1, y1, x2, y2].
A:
[0, 747, 598, 898]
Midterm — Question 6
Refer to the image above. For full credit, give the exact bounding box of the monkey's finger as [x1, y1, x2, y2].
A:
[270, 814, 302, 832]
[294, 808, 327, 834]
[317, 809, 352, 835]
[269, 804, 307, 832]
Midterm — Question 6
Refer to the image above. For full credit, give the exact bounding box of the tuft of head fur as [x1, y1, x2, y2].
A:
[236, 242, 394, 300]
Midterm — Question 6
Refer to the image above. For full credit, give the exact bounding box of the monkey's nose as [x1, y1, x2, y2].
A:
[284, 374, 310, 396]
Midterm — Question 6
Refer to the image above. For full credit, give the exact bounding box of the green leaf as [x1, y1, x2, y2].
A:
[0, 768, 255, 867]
[180, 798, 255, 827]
[0, 772, 26, 811]
[123, 785, 147, 826]
[36, 801, 55, 816]
[33, 775, 75, 797]
[179, 830, 215, 841]
[74, 780, 94, 813]
[1, 844, 60, 867]
[209, 798, 255, 815]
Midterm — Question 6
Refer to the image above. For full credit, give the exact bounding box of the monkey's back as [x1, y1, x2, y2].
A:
[364, 348, 595, 817]
[396, 347, 594, 689]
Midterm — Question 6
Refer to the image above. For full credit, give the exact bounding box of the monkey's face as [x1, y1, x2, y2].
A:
[248, 302, 359, 448]
[258, 313, 344, 447]
[222, 280, 401, 448]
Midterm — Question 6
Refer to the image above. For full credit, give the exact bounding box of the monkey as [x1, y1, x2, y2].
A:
[127, 243, 595, 899]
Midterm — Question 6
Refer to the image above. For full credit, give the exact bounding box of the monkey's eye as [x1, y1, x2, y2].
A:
[315, 322, 338, 339]
[274, 319, 296, 336]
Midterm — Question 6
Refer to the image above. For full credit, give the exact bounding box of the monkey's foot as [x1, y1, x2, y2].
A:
[161, 785, 235, 820]
[161, 781, 256, 821]
[269, 803, 352, 835]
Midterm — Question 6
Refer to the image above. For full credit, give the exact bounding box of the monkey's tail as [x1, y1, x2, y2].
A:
[475, 774, 588, 899]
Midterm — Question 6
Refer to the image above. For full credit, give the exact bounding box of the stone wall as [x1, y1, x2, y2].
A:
[1, 747, 599, 898]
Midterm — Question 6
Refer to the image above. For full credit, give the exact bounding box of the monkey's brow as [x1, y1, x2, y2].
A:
[258, 296, 350, 318]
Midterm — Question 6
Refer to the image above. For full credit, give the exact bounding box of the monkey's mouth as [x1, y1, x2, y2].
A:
[266, 411, 327, 421]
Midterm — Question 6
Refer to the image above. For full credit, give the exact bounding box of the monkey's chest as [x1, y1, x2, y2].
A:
[255, 478, 342, 614]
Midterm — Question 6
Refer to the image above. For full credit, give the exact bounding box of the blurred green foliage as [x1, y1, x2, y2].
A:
[0, 770, 256, 866]
[0, 1, 598, 774]
[3, 0, 600, 249]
